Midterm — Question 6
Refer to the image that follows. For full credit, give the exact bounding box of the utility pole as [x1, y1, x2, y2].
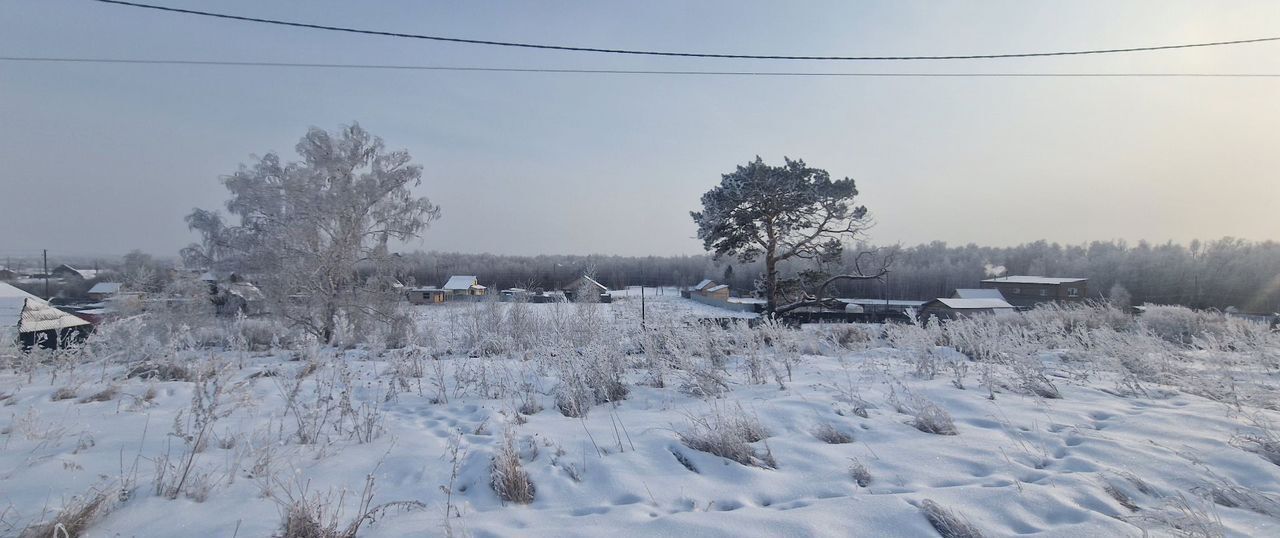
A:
[640, 285, 646, 329]
[43, 249, 49, 298]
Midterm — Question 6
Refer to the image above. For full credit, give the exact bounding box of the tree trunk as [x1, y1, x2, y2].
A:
[765, 256, 778, 314]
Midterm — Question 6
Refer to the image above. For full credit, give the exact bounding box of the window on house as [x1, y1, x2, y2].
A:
[1067, 287, 1079, 297]
[1040, 289, 1048, 297]
[1011, 288, 1021, 294]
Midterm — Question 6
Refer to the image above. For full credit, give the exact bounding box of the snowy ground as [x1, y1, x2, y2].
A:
[1, 296, 1279, 537]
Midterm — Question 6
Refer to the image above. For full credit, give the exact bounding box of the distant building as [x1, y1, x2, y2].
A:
[562, 275, 611, 303]
[0, 269, 23, 280]
[87, 282, 123, 301]
[837, 298, 926, 319]
[979, 276, 1087, 308]
[407, 287, 449, 305]
[442, 275, 487, 298]
[920, 298, 1017, 320]
[51, 264, 100, 281]
[215, 282, 266, 317]
[703, 284, 731, 301]
[682, 279, 716, 298]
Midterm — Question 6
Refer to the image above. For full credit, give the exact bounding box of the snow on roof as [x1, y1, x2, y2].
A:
[981, 276, 1086, 285]
[692, 279, 714, 290]
[837, 298, 927, 307]
[226, 282, 265, 302]
[565, 275, 607, 292]
[933, 298, 1016, 310]
[88, 282, 122, 294]
[442, 275, 478, 290]
[706, 284, 729, 292]
[953, 288, 1005, 300]
[0, 283, 89, 333]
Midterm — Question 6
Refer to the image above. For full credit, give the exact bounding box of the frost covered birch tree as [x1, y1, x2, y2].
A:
[182, 123, 440, 343]
[691, 157, 885, 314]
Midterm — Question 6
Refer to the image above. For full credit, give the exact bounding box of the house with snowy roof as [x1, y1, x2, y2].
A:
[979, 276, 1087, 308]
[442, 275, 487, 298]
[1, 282, 91, 349]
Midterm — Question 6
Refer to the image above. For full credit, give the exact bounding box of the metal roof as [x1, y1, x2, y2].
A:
[837, 298, 927, 307]
[442, 275, 479, 290]
[980, 276, 1086, 285]
[705, 284, 729, 292]
[931, 298, 1016, 310]
[0, 282, 90, 333]
[88, 282, 123, 294]
[692, 279, 714, 290]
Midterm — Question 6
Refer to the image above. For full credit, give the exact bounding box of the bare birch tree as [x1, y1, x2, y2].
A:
[182, 123, 440, 343]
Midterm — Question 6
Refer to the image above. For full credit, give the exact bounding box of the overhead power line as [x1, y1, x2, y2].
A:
[94, 0, 1280, 61]
[5, 56, 1280, 77]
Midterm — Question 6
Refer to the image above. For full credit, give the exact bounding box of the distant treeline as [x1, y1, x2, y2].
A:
[399, 238, 1280, 313]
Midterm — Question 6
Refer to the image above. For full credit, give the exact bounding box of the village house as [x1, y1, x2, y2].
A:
[51, 264, 100, 281]
[1, 282, 92, 349]
[979, 276, 1088, 308]
[920, 297, 1018, 320]
[443, 275, 487, 298]
[0, 268, 23, 281]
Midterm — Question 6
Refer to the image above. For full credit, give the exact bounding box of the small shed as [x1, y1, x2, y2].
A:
[407, 287, 449, 305]
[704, 284, 731, 301]
[920, 297, 1017, 320]
[87, 282, 123, 301]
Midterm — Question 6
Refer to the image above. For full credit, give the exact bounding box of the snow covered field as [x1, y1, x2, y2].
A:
[2, 294, 1279, 537]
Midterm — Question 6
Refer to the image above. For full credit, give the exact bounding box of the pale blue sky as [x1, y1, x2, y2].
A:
[2, 0, 1279, 257]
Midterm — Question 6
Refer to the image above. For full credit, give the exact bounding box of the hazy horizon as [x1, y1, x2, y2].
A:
[3, 1, 1279, 258]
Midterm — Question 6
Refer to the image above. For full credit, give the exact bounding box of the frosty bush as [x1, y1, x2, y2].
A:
[888, 385, 957, 435]
[678, 403, 775, 468]
[546, 343, 628, 418]
[490, 429, 535, 504]
[18, 483, 123, 538]
[919, 499, 985, 538]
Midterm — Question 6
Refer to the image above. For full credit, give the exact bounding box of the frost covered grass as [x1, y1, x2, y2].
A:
[0, 295, 1278, 536]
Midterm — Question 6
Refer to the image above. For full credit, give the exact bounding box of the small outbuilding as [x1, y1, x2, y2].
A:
[703, 284, 731, 301]
[407, 287, 449, 305]
[87, 282, 123, 301]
